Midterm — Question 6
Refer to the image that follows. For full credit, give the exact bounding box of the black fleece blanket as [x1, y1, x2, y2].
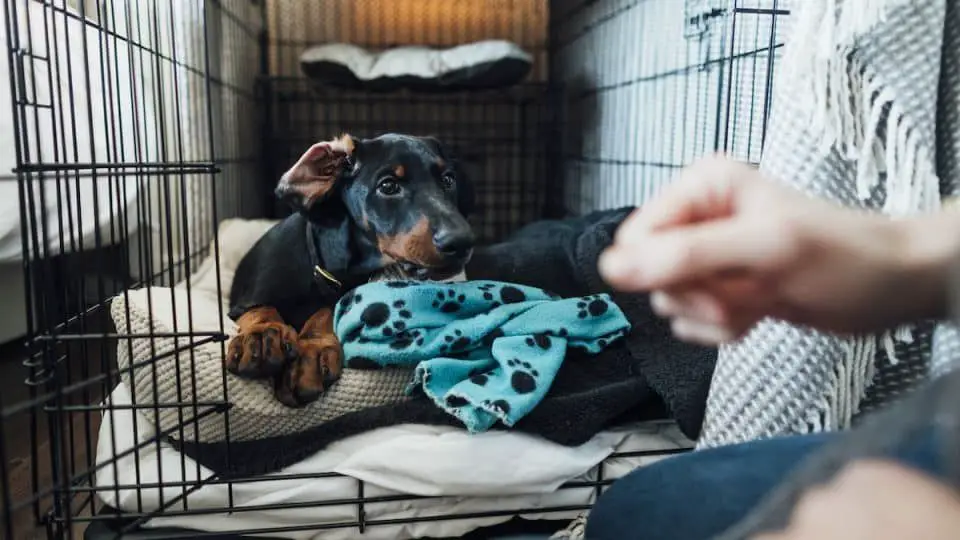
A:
[175, 208, 717, 477]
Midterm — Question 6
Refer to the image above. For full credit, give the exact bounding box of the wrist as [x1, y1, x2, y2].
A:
[897, 212, 960, 322]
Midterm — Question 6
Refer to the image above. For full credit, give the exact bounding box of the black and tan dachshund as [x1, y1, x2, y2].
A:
[226, 133, 476, 407]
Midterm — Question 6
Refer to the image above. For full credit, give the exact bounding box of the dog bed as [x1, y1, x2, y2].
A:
[110, 218, 413, 443]
[94, 381, 692, 540]
[299, 40, 533, 91]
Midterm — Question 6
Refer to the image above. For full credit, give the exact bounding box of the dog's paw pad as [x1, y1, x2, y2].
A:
[275, 338, 342, 407]
[225, 322, 297, 379]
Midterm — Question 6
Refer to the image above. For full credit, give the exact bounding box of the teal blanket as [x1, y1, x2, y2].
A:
[333, 280, 631, 433]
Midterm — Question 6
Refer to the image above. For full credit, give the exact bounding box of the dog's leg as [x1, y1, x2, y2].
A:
[225, 307, 299, 379]
[274, 308, 343, 407]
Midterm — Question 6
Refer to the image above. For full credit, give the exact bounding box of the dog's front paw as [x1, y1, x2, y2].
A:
[225, 322, 298, 379]
[273, 336, 343, 407]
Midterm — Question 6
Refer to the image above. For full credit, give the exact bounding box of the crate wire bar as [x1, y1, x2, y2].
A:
[0, 0, 790, 538]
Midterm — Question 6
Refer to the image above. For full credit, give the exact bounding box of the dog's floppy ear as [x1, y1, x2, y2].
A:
[419, 135, 476, 217]
[276, 135, 356, 212]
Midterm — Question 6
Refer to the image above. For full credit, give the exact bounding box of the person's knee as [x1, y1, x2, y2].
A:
[586, 458, 684, 540]
[585, 435, 834, 540]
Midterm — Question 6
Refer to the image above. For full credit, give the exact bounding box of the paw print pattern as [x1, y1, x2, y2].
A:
[344, 326, 363, 343]
[577, 295, 610, 319]
[433, 289, 466, 313]
[343, 295, 416, 344]
[346, 356, 381, 370]
[475, 283, 528, 306]
[337, 291, 363, 317]
[481, 328, 505, 347]
[341, 301, 392, 341]
[390, 329, 423, 350]
[470, 372, 489, 386]
[477, 283, 497, 302]
[499, 286, 526, 304]
[506, 358, 539, 394]
[360, 302, 390, 327]
[390, 300, 411, 331]
[524, 332, 552, 350]
[441, 329, 471, 352]
[483, 399, 512, 415]
[445, 394, 469, 408]
[595, 328, 629, 349]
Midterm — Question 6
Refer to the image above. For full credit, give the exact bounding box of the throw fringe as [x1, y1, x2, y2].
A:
[781, 0, 939, 215]
[777, 0, 939, 431]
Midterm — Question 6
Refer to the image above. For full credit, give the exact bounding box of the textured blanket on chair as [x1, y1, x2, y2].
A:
[334, 281, 630, 432]
[699, 0, 960, 446]
[706, 0, 960, 536]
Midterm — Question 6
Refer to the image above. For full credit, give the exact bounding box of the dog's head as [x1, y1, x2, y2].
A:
[276, 133, 476, 280]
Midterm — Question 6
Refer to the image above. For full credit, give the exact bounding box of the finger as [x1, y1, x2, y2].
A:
[650, 291, 762, 339]
[600, 219, 787, 291]
[650, 290, 726, 324]
[614, 155, 745, 243]
[670, 318, 737, 345]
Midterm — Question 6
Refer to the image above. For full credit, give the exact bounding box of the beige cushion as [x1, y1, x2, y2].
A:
[110, 218, 411, 443]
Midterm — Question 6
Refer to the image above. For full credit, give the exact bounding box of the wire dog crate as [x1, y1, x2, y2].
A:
[0, 0, 791, 538]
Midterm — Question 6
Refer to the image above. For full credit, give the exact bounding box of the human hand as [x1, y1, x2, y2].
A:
[750, 460, 960, 540]
[598, 155, 953, 344]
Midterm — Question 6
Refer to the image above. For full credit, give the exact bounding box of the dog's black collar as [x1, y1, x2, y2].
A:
[305, 221, 345, 296]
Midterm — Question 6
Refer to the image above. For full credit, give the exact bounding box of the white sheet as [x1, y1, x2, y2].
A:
[0, 179, 142, 263]
[95, 383, 691, 539]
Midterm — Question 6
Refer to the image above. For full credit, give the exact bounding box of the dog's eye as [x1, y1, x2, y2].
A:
[377, 177, 402, 196]
[441, 172, 456, 190]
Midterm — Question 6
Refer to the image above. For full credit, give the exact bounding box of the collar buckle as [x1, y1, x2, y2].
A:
[313, 265, 342, 289]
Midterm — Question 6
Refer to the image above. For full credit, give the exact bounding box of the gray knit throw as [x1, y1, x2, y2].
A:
[698, 0, 960, 450]
[711, 0, 960, 535]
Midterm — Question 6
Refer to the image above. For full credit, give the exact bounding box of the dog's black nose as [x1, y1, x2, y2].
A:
[433, 229, 475, 257]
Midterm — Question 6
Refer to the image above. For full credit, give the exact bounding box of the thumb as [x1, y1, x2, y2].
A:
[600, 218, 785, 290]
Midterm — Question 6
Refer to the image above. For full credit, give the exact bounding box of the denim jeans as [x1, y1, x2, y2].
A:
[585, 430, 943, 540]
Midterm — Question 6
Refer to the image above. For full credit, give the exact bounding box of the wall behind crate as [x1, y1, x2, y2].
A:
[261, 0, 552, 242]
[551, 0, 792, 215]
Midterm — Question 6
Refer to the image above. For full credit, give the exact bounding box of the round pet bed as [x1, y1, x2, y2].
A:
[299, 40, 533, 92]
